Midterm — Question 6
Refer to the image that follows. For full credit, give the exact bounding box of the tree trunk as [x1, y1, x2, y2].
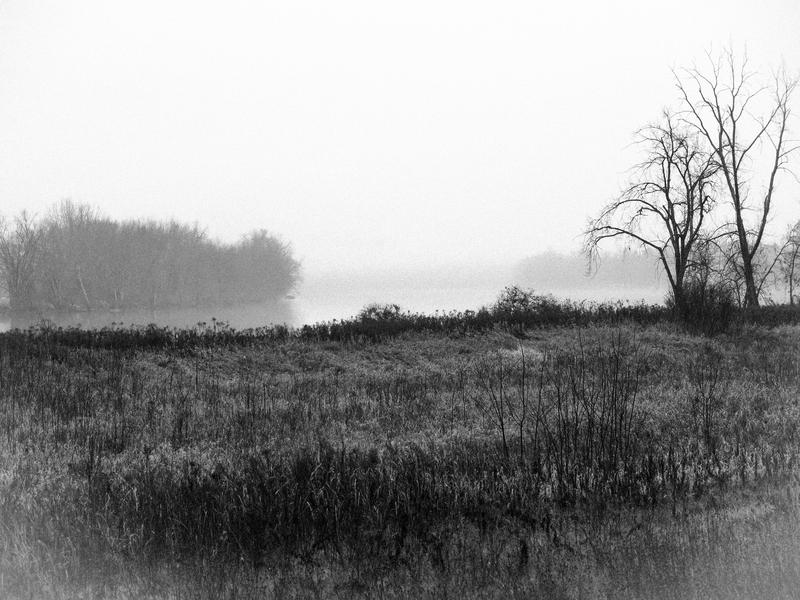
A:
[76, 265, 92, 310]
[742, 262, 760, 308]
[671, 285, 685, 316]
[738, 230, 760, 308]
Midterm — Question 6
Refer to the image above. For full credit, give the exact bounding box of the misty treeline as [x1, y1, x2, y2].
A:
[516, 249, 661, 291]
[587, 48, 800, 310]
[0, 201, 300, 312]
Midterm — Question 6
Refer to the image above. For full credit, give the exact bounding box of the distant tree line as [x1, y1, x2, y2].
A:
[0, 201, 300, 312]
[516, 249, 661, 292]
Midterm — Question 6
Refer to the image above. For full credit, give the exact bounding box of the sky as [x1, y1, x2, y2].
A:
[1, 0, 800, 279]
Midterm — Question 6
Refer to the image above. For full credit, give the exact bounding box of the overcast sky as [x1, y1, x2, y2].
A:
[1, 1, 799, 277]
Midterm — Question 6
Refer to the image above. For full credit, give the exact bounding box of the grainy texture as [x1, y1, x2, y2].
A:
[1, 320, 800, 598]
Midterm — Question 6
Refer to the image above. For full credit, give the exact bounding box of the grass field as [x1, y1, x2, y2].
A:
[1, 313, 800, 598]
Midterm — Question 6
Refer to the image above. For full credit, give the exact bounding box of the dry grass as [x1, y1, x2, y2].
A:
[1, 322, 799, 598]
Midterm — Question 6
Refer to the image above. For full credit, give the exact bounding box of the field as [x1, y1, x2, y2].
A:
[2, 310, 800, 598]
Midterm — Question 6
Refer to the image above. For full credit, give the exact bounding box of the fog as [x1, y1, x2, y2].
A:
[4, 7, 800, 598]
[295, 255, 667, 325]
[0, 2, 799, 327]
[0, 247, 667, 332]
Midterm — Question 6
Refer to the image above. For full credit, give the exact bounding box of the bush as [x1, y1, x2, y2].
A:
[669, 278, 737, 335]
[491, 286, 558, 321]
[358, 303, 403, 322]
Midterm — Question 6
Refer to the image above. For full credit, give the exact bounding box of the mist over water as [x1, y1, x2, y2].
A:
[0, 301, 295, 333]
[294, 276, 665, 326]
[0, 267, 666, 332]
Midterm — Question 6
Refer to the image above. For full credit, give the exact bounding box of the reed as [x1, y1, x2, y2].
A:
[1, 316, 799, 598]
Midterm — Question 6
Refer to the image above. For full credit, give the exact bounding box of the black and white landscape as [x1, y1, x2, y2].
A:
[1, 2, 800, 599]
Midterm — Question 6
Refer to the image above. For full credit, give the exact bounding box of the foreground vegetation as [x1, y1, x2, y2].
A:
[2, 300, 800, 598]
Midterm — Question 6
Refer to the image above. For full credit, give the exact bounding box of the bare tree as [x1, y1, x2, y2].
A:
[675, 49, 797, 307]
[694, 233, 787, 307]
[586, 112, 717, 310]
[781, 221, 800, 305]
[42, 200, 99, 310]
[0, 212, 44, 311]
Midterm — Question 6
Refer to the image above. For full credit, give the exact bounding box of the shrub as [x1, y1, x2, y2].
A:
[668, 278, 736, 335]
[493, 286, 541, 316]
[358, 303, 403, 322]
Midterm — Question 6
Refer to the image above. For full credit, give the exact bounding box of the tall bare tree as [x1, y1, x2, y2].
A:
[676, 49, 797, 307]
[0, 212, 44, 310]
[586, 112, 717, 310]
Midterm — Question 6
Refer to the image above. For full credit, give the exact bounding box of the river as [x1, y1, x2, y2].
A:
[0, 277, 666, 332]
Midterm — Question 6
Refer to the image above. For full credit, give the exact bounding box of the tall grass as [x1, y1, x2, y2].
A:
[3, 286, 799, 356]
[1, 317, 799, 597]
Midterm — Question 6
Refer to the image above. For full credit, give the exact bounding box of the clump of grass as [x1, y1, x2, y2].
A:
[667, 278, 737, 336]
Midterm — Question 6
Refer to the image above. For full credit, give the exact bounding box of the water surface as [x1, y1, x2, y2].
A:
[0, 279, 666, 332]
